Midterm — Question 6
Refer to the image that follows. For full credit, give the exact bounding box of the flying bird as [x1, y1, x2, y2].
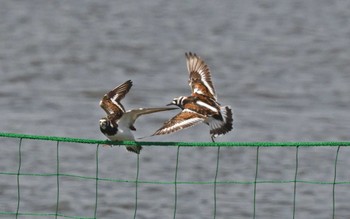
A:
[99, 80, 177, 154]
[151, 52, 233, 142]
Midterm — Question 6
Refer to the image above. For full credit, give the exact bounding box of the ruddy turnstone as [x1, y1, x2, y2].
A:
[99, 80, 177, 154]
[151, 52, 233, 142]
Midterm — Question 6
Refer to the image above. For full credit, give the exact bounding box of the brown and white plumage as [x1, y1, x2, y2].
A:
[151, 52, 233, 141]
[152, 109, 206, 135]
[186, 52, 217, 100]
[100, 80, 132, 117]
[99, 80, 177, 154]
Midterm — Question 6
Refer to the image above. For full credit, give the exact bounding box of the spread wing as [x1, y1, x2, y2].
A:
[99, 80, 133, 119]
[152, 109, 206, 136]
[125, 107, 178, 124]
[186, 52, 216, 100]
[107, 80, 132, 109]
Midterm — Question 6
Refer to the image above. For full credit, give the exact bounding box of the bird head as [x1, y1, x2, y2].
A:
[99, 117, 109, 130]
[167, 96, 186, 109]
[99, 116, 119, 136]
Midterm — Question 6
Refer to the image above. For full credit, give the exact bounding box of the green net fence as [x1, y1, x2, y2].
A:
[0, 132, 350, 219]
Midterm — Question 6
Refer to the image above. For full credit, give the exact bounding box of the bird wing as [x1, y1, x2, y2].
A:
[107, 80, 133, 104]
[186, 52, 217, 100]
[151, 109, 206, 136]
[99, 80, 133, 119]
[124, 107, 178, 129]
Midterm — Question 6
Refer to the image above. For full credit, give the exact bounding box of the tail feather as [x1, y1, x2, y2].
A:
[209, 106, 233, 137]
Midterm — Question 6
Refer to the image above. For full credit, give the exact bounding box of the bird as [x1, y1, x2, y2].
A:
[150, 52, 233, 142]
[99, 80, 177, 154]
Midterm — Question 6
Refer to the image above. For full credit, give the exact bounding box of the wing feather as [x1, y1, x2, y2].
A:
[99, 80, 133, 118]
[186, 52, 217, 100]
[125, 107, 178, 124]
[107, 80, 132, 109]
[152, 109, 205, 136]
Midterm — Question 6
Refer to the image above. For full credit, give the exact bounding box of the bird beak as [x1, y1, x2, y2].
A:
[166, 102, 174, 106]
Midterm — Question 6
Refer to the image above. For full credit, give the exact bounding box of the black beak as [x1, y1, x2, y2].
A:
[166, 102, 174, 106]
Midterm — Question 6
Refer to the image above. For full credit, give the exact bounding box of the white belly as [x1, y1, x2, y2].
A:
[106, 127, 135, 141]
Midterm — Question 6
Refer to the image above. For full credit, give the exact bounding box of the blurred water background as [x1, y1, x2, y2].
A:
[0, 0, 350, 218]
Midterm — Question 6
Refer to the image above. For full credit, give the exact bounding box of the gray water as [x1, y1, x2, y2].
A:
[1, 1, 350, 218]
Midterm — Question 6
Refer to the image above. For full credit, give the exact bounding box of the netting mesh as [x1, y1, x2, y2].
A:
[0, 132, 350, 219]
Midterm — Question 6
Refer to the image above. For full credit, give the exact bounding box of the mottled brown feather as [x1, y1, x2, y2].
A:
[152, 110, 206, 136]
[185, 52, 217, 100]
[99, 80, 133, 119]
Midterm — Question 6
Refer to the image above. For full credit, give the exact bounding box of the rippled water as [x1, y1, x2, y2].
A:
[1, 1, 350, 218]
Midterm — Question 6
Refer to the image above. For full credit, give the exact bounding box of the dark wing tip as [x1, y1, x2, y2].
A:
[185, 52, 198, 59]
[119, 79, 133, 93]
[125, 79, 133, 87]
